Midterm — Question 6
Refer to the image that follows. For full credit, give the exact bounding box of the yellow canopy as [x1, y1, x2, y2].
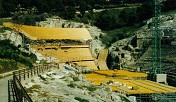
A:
[3, 22, 92, 40]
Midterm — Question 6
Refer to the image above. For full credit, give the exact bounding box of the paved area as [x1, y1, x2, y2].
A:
[0, 76, 12, 102]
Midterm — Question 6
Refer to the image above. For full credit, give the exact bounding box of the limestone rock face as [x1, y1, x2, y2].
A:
[0, 30, 23, 46]
[24, 64, 124, 102]
[108, 37, 136, 69]
[108, 12, 176, 69]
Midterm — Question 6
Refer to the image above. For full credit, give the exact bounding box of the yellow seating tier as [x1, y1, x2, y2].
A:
[94, 70, 147, 79]
[37, 48, 94, 62]
[83, 73, 176, 95]
[74, 61, 98, 70]
[3, 22, 92, 40]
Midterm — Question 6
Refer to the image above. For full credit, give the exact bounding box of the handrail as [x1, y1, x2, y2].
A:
[14, 65, 51, 82]
[8, 64, 54, 102]
[13, 75, 33, 102]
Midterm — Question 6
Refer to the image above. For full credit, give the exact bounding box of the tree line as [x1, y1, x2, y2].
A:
[0, 0, 149, 18]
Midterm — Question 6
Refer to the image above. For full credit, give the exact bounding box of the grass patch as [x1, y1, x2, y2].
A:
[67, 83, 76, 88]
[85, 85, 97, 92]
[0, 27, 12, 33]
[0, 58, 18, 74]
[120, 96, 131, 102]
[73, 76, 80, 81]
[25, 84, 41, 93]
[31, 79, 35, 82]
[74, 97, 89, 102]
[0, 18, 11, 25]
[77, 85, 85, 89]
[41, 92, 49, 97]
[43, 81, 49, 84]
[58, 99, 63, 102]
[51, 78, 55, 80]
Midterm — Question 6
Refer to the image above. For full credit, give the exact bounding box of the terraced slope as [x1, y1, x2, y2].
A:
[136, 45, 176, 86]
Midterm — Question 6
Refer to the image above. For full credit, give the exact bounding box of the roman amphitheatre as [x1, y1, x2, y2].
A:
[3, 22, 176, 101]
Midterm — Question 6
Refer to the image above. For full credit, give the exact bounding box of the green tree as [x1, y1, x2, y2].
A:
[61, 7, 76, 19]
[95, 10, 120, 30]
[119, 8, 138, 26]
[79, 1, 87, 16]
[1, 0, 17, 17]
[63, 0, 76, 6]
[136, 1, 152, 22]
[162, 0, 176, 12]
[55, 0, 65, 12]
[0, 1, 3, 17]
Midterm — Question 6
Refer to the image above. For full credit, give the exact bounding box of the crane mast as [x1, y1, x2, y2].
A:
[151, 0, 162, 79]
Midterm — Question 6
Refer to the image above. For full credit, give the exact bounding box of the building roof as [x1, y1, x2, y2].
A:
[3, 22, 92, 40]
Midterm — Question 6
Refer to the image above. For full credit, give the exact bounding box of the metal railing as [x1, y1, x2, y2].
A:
[12, 75, 33, 102]
[8, 64, 53, 102]
[8, 79, 17, 102]
[14, 65, 50, 82]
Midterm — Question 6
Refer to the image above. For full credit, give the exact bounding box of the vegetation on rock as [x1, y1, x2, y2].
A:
[0, 40, 37, 73]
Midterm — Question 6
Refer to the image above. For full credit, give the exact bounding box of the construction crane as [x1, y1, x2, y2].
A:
[150, 0, 162, 80]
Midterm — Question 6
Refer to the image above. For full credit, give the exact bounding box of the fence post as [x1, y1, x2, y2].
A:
[37, 66, 39, 75]
[58, 63, 59, 69]
[31, 69, 33, 77]
[34, 67, 36, 75]
[38, 66, 40, 73]
[19, 70, 21, 82]
[28, 71, 29, 78]
[23, 69, 25, 81]
[41, 67, 44, 72]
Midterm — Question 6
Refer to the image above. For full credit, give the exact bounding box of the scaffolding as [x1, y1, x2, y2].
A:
[135, 93, 176, 102]
[151, 0, 162, 79]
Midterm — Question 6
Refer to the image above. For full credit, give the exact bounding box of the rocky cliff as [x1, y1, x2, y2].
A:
[24, 64, 128, 102]
[107, 11, 176, 70]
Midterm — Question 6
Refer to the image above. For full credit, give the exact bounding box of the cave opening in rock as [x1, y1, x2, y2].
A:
[107, 54, 120, 70]
[131, 36, 137, 47]
[121, 53, 125, 58]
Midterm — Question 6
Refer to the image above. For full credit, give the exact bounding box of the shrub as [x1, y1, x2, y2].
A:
[67, 83, 75, 88]
[74, 97, 89, 102]
[0, 59, 17, 72]
[86, 85, 97, 91]
[73, 76, 80, 81]
[25, 85, 41, 93]
[0, 27, 12, 33]
[0, 40, 37, 68]
[12, 13, 50, 26]
[101, 25, 140, 47]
